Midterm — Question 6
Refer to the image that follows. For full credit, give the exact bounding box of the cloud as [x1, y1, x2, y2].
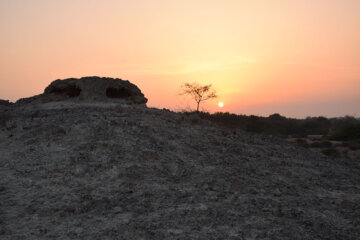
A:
[117, 55, 256, 75]
[165, 55, 257, 75]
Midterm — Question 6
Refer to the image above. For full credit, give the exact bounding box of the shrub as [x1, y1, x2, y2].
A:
[296, 138, 309, 148]
[310, 140, 332, 148]
[330, 123, 360, 141]
[321, 147, 340, 158]
[0, 113, 9, 128]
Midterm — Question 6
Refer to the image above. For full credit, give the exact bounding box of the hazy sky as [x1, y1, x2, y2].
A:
[0, 0, 359, 117]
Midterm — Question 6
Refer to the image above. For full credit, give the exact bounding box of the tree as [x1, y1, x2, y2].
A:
[180, 82, 217, 112]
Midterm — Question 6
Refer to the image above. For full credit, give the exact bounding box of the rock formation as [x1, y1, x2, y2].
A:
[16, 76, 147, 105]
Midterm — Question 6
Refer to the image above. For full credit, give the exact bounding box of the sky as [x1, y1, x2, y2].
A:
[0, 0, 359, 118]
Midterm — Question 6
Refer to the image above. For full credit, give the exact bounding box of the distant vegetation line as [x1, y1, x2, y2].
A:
[190, 111, 360, 140]
[187, 111, 360, 159]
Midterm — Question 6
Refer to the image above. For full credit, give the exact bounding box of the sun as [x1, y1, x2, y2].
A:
[218, 102, 224, 108]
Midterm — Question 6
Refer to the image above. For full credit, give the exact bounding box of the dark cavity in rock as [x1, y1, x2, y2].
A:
[47, 84, 81, 97]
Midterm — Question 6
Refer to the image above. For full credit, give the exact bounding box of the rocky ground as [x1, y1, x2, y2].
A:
[1, 101, 360, 239]
[287, 137, 360, 161]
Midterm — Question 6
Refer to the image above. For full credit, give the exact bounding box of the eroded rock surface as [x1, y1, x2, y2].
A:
[16, 76, 147, 105]
[0, 102, 359, 239]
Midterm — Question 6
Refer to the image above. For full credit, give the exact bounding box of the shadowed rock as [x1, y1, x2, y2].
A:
[0, 99, 12, 106]
[16, 76, 147, 104]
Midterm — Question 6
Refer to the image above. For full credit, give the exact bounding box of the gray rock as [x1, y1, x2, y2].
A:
[16, 76, 147, 105]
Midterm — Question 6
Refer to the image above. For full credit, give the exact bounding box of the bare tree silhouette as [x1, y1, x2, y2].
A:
[180, 82, 217, 112]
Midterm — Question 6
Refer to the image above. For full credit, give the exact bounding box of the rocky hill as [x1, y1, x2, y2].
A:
[0, 78, 359, 239]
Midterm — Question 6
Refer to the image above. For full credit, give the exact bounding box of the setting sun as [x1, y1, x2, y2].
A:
[218, 102, 224, 108]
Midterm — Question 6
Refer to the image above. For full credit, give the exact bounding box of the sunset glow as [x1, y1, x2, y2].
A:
[0, 0, 359, 117]
[218, 102, 224, 108]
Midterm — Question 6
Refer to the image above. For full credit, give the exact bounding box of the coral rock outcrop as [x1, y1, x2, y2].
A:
[16, 76, 147, 104]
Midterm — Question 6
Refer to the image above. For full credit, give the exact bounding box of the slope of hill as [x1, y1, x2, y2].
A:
[0, 79, 359, 239]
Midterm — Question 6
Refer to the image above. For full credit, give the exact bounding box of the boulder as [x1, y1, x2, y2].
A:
[16, 76, 147, 104]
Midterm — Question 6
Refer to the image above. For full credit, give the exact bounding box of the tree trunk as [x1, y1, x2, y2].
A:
[196, 101, 200, 112]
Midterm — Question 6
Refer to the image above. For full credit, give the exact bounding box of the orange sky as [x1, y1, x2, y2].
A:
[0, 0, 359, 117]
